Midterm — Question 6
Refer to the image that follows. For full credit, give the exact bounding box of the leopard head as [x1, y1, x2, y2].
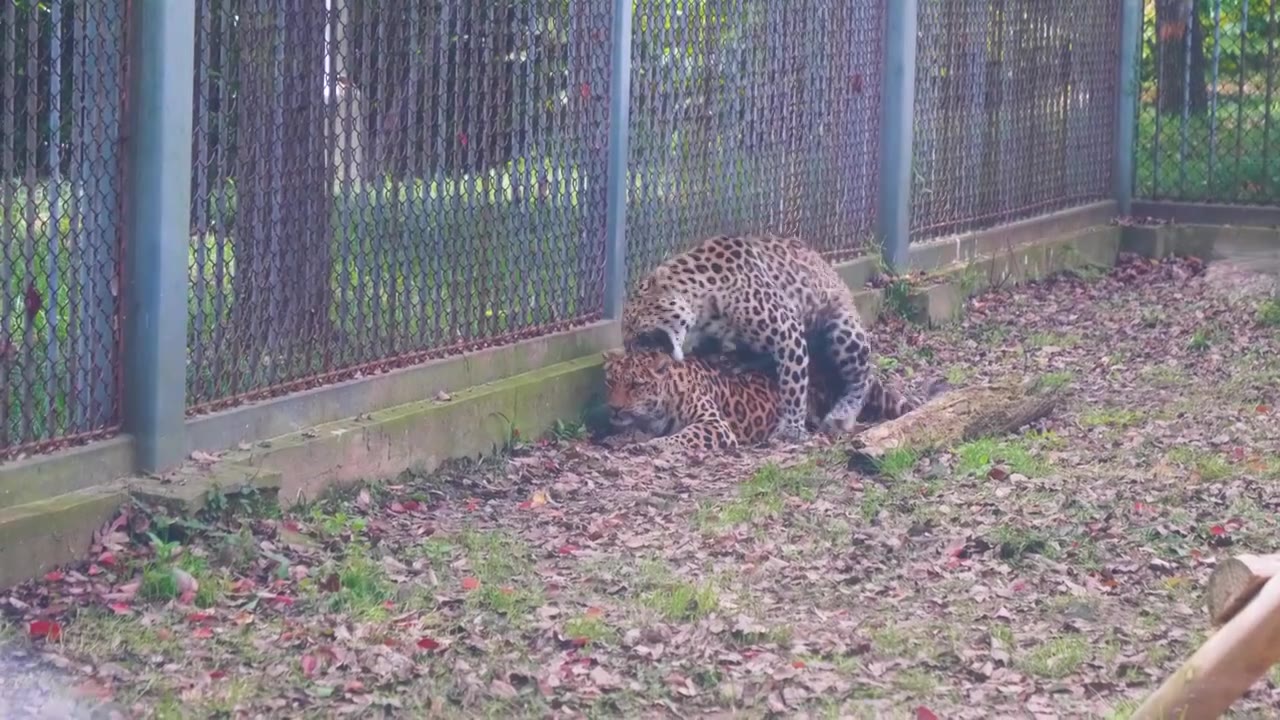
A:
[601, 349, 680, 435]
[620, 276, 693, 360]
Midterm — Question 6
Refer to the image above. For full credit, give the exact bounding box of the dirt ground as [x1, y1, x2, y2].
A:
[1, 253, 1279, 719]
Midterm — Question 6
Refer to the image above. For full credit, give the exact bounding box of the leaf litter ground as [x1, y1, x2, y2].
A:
[2, 254, 1279, 719]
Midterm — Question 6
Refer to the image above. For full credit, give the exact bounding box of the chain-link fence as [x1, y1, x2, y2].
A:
[0, 2, 127, 459]
[625, 0, 885, 278]
[186, 0, 613, 413]
[1136, 0, 1280, 204]
[911, 0, 1123, 241]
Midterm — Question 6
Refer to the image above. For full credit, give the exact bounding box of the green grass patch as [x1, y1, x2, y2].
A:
[1019, 634, 1088, 679]
[954, 435, 1050, 478]
[642, 580, 720, 622]
[696, 461, 830, 528]
[872, 447, 921, 481]
[563, 613, 617, 647]
[1257, 297, 1280, 327]
[1167, 446, 1232, 482]
[1031, 371, 1075, 394]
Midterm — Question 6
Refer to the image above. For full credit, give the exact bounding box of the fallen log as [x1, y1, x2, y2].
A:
[1132, 573, 1280, 720]
[846, 377, 1062, 474]
[1207, 554, 1280, 627]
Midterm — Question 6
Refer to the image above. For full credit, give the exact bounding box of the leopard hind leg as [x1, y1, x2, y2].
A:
[813, 302, 872, 433]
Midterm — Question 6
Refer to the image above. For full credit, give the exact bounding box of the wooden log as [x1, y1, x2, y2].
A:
[846, 377, 1062, 473]
[1132, 575, 1280, 720]
[1207, 554, 1280, 627]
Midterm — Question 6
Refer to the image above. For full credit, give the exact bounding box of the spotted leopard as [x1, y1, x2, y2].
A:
[601, 348, 934, 452]
[621, 233, 872, 441]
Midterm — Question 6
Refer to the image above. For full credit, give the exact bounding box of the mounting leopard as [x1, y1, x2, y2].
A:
[621, 232, 873, 441]
[600, 344, 940, 452]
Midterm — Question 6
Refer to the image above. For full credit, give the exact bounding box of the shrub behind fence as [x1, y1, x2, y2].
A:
[1136, 0, 1280, 204]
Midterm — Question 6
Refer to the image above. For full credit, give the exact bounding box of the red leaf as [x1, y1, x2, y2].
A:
[457, 132, 468, 147]
[24, 282, 42, 321]
[580, 82, 591, 99]
[209, 670, 226, 680]
[518, 501, 533, 510]
[43, 570, 64, 583]
[389, 501, 406, 513]
[108, 602, 133, 616]
[269, 595, 295, 607]
[465, 498, 480, 512]
[416, 637, 441, 651]
[1256, 404, 1271, 414]
[461, 577, 480, 591]
[792, 660, 806, 669]
[28, 620, 62, 641]
[300, 654, 319, 677]
[98, 550, 117, 566]
[193, 627, 214, 639]
[344, 680, 366, 694]
[916, 707, 939, 720]
[1210, 524, 1227, 536]
[401, 499, 422, 512]
[987, 466, 1009, 481]
[186, 611, 215, 623]
[87, 564, 103, 577]
[557, 544, 579, 556]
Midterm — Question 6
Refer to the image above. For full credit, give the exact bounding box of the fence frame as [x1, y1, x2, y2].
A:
[876, 0, 919, 273]
[603, 0, 633, 319]
[122, 0, 197, 472]
[4, 0, 1251, 482]
[1114, 0, 1142, 216]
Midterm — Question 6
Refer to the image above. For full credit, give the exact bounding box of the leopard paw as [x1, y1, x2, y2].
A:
[771, 421, 810, 444]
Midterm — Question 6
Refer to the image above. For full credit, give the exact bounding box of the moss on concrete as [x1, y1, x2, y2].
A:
[0, 485, 128, 589]
[231, 354, 604, 506]
[896, 226, 1122, 327]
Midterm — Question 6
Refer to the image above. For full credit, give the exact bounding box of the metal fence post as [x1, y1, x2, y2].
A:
[123, 1, 196, 472]
[1114, 0, 1142, 216]
[876, 0, 919, 273]
[603, 0, 633, 319]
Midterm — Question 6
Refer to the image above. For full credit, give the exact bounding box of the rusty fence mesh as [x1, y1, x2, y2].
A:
[0, 2, 127, 459]
[186, 0, 613, 413]
[1136, 0, 1280, 204]
[625, 0, 885, 279]
[911, 0, 1123, 241]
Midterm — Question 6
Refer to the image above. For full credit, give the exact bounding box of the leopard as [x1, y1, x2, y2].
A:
[621, 232, 873, 442]
[600, 346, 937, 452]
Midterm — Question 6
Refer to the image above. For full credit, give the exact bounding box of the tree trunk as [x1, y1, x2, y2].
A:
[1157, 0, 1209, 115]
[846, 378, 1062, 473]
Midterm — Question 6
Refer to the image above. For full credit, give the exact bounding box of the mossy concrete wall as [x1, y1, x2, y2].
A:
[228, 354, 605, 506]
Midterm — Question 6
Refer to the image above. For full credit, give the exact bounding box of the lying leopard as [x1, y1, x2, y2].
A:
[601, 347, 938, 452]
[622, 233, 873, 442]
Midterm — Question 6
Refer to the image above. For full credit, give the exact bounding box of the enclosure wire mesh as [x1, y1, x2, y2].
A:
[624, 0, 885, 279]
[1136, 0, 1280, 204]
[187, 0, 612, 413]
[911, 0, 1122, 241]
[0, 1, 127, 459]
